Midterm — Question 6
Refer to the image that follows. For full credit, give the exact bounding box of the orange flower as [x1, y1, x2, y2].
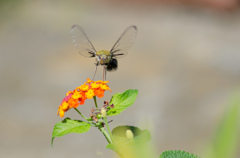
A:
[85, 78, 92, 84]
[79, 92, 86, 105]
[95, 89, 104, 98]
[100, 84, 110, 91]
[78, 84, 89, 91]
[59, 110, 65, 118]
[72, 91, 81, 99]
[91, 82, 100, 89]
[61, 102, 69, 110]
[86, 89, 95, 99]
[57, 79, 111, 118]
[68, 98, 79, 108]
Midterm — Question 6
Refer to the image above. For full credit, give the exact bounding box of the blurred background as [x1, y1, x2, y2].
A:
[1, 0, 240, 157]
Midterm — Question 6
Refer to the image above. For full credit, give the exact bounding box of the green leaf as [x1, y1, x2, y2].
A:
[106, 126, 152, 158]
[159, 150, 200, 158]
[111, 125, 151, 144]
[204, 93, 240, 158]
[106, 143, 115, 150]
[51, 117, 91, 146]
[107, 89, 138, 116]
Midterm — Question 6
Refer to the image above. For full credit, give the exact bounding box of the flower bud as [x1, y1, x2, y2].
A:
[101, 107, 107, 118]
[59, 110, 65, 118]
[126, 129, 134, 140]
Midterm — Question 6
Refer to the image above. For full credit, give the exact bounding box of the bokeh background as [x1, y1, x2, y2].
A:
[1, 0, 240, 157]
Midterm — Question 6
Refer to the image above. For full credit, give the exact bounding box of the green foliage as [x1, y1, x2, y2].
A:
[111, 125, 151, 144]
[51, 87, 240, 158]
[0, 0, 21, 19]
[51, 118, 91, 146]
[106, 125, 152, 158]
[204, 93, 240, 158]
[107, 89, 138, 116]
[159, 150, 200, 158]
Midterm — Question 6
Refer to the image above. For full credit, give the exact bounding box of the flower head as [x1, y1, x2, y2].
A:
[57, 79, 111, 118]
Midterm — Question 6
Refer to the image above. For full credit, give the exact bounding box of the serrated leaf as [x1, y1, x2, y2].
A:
[159, 150, 200, 158]
[107, 89, 138, 116]
[51, 117, 91, 146]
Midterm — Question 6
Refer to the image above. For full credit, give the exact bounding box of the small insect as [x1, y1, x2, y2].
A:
[71, 25, 137, 80]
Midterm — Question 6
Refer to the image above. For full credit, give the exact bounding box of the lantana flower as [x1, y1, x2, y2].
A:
[57, 78, 111, 118]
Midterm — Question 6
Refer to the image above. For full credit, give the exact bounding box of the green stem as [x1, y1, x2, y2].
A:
[103, 117, 114, 143]
[93, 96, 98, 109]
[74, 108, 88, 120]
[74, 108, 96, 126]
[93, 96, 111, 143]
[99, 126, 112, 144]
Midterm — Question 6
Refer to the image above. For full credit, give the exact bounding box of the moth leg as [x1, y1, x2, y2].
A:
[104, 65, 107, 81]
[92, 63, 99, 80]
[102, 65, 107, 81]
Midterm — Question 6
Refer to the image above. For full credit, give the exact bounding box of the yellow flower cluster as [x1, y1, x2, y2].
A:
[57, 79, 111, 118]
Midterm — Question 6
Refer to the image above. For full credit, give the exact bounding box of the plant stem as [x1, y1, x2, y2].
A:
[103, 117, 114, 143]
[93, 96, 112, 143]
[93, 96, 98, 109]
[74, 108, 88, 120]
[99, 126, 112, 144]
[74, 108, 97, 126]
